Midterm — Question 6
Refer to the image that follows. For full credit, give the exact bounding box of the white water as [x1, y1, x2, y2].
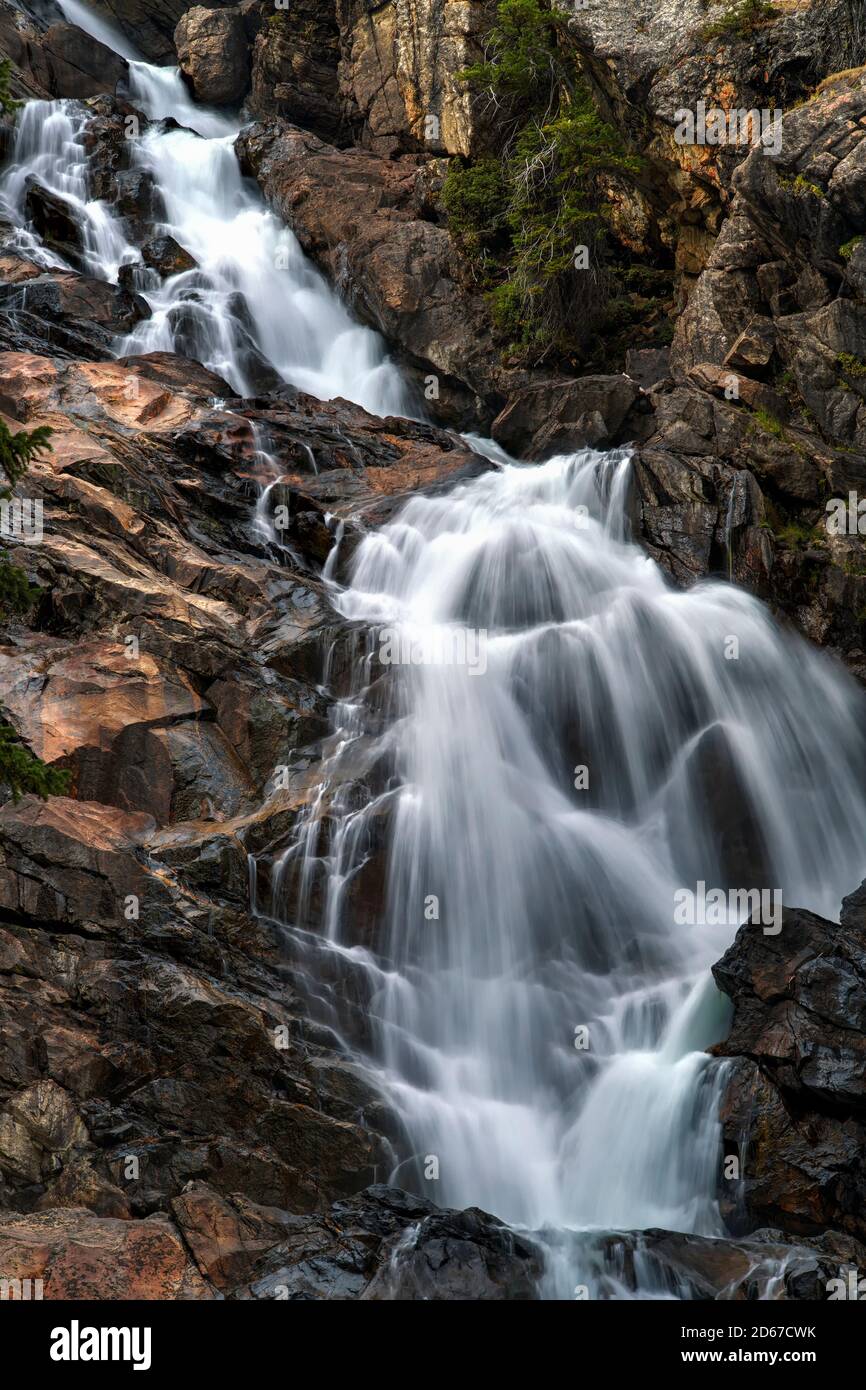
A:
[5, 1, 866, 1298]
[0, 97, 134, 278]
[266, 448, 866, 1294]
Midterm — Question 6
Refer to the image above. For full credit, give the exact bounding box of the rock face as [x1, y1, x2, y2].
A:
[673, 69, 866, 451]
[23, 183, 88, 269]
[175, 5, 249, 106]
[492, 375, 648, 458]
[141, 234, 197, 277]
[0, 1183, 542, 1299]
[0, 4, 128, 100]
[244, 0, 493, 153]
[0, 1206, 214, 1298]
[89, 0, 236, 65]
[337, 0, 494, 156]
[712, 883, 866, 1245]
[592, 1225, 866, 1301]
[0, 309, 495, 1292]
[568, 0, 859, 287]
[248, 1, 344, 142]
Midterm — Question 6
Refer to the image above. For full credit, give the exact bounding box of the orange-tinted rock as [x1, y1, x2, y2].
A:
[0, 1207, 214, 1299]
[171, 1182, 293, 1289]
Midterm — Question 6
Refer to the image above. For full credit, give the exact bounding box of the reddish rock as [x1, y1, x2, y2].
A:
[0, 1207, 214, 1298]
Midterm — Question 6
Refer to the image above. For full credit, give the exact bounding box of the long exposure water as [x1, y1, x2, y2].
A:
[3, 0, 866, 1298]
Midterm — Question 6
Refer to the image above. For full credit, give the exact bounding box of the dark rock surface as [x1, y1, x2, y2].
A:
[247, 0, 344, 143]
[23, 182, 87, 269]
[492, 375, 648, 458]
[89, 0, 236, 66]
[596, 1225, 866, 1301]
[711, 883, 866, 1245]
[0, 3, 127, 100]
[141, 234, 197, 277]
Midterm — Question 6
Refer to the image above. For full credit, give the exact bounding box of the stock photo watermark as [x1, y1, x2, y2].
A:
[674, 882, 782, 935]
[378, 626, 489, 676]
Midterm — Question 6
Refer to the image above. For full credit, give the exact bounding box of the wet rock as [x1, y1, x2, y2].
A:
[141, 234, 197, 277]
[712, 884, 866, 1243]
[597, 1225, 866, 1301]
[712, 895, 866, 1114]
[238, 1185, 544, 1301]
[110, 170, 164, 242]
[175, 5, 249, 107]
[24, 182, 86, 269]
[717, 1056, 866, 1243]
[491, 375, 647, 459]
[0, 269, 150, 349]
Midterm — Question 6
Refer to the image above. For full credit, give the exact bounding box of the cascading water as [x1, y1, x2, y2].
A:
[264, 447, 866, 1293]
[4, 0, 866, 1299]
[0, 96, 134, 279]
[1, 0, 412, 416]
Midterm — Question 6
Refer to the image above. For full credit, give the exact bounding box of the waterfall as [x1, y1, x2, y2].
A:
[0, 1, 413, 416]
[4, 0, 866, 1298]
[264, 448, 866, 1287]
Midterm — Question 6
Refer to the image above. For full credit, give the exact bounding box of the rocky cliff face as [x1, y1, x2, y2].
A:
[713, 883, 866, 1250]
[1, 0, 866, 1301]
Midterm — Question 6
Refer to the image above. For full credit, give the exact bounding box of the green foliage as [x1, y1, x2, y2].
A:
[440, 156, 509, 262]
[778, 172, 824, 199]
[443, 0, 662, 363]
[841, 235, 864, 261]
[0, 58, 19, 116]
[701, 0, 776, 42]
[459, 0, 569, 110]
[0, 559, 38, 619]
[0, 421, 53, 488]
[837, 351, 866, 378]
[752, 407, 786, 438]
[0, 723, 70, 802]
[0, 422, 65, 801]
[771, 518, 825, 552]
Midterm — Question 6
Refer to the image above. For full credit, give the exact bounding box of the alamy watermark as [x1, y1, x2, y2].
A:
[826, 1268, 866, 1300]
[0, 497, 43, 542]
[378, 626, 488, 676]
[674, 881, 782, 935]
[1, 1277, 43, 1300]
[826, 492, 866, 535]
[674, 102, 782, 158]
